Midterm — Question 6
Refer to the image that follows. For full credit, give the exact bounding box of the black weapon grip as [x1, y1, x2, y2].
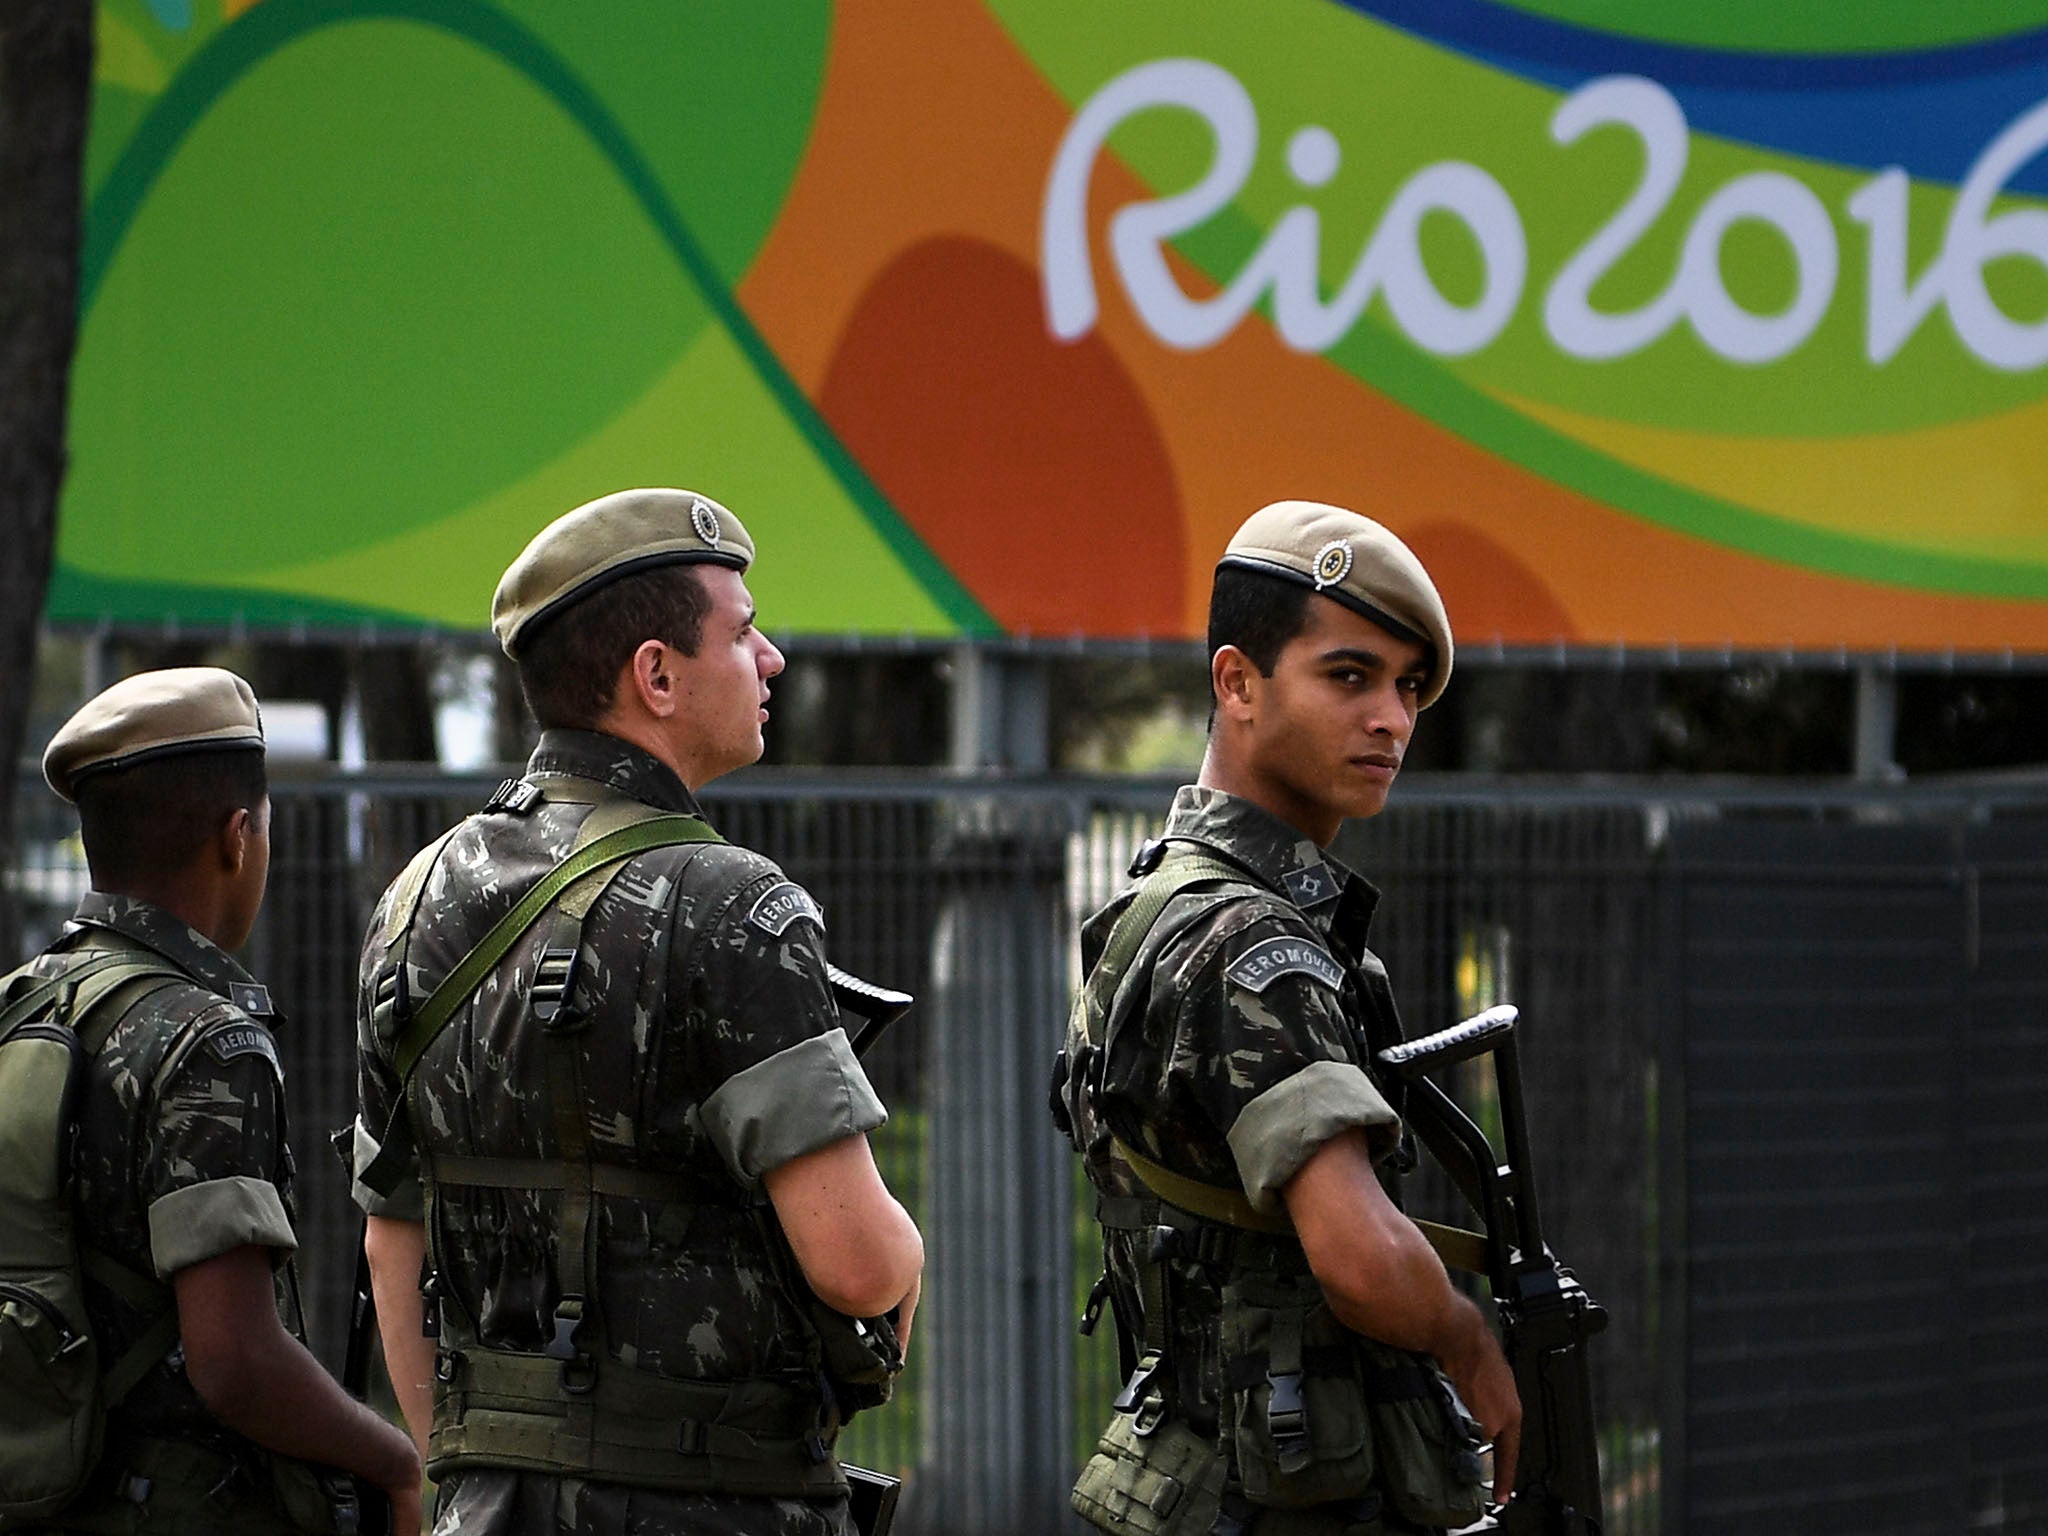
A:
[827, 964, 914, 1059]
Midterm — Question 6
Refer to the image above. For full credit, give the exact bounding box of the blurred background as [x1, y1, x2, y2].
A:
[4, 3, 2047, 1532]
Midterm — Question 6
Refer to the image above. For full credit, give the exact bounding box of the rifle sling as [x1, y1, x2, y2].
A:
[1113, 1135, 1490, 1275]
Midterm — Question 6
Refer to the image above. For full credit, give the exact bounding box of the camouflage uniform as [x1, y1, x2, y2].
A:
[352, 729, 883, 1536]
[1061, 786, 1439, 1534]
[20, 892, 305, 1532]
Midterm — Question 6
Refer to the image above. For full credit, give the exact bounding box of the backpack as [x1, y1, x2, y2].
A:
[0, 949, 187, 1521]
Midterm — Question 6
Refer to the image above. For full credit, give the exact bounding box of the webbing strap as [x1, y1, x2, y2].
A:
[1113, 1137, 1293, 1236]
[0, 950, 148, 1038]
[1117, 1133, 1489, 1273]
[2, 950, 196, 1408]
[431, 1347, 841, 1496]
[389, 813, 725, 1084]
[102, 1308, 183, 1407]
[431, 1155, 707, 1202]
[1083, 851, 1248, 1051]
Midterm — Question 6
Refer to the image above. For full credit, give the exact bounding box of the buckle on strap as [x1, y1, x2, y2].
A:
[1078, 1271, 1111, 1337]
[1112, 1352, 1161, 1415]
[531, 946, 582, 1026]
[372, 962, 410, 1026]
[485, 779, 544, 816]
[546, 1297, 598, 1392]
[1267, 1370, 1311, 1472]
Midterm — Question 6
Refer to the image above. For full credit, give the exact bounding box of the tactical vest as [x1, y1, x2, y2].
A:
[360, 778, 894, 1499]
[1057, 845, 1488, 1535]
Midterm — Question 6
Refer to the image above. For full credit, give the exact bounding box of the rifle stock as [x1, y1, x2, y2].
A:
[1379, 1008, 1609, 1536]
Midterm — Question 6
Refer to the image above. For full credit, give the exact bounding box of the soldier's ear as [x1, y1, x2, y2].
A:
[623, 640, 679, 720]
[1212, 645, 1258, 722]
[218, 807, 251, 876]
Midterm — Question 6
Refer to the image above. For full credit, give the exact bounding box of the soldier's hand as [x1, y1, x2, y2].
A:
[1441, 1315, 1520, 1507]
[379, 1474, 423, 1536]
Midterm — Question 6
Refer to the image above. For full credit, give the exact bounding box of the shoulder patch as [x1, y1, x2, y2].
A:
[1282, 863, 1339, 909]
[1225, 935, 1345, 994]
[748, 880, 825, 938]
[205, 1021, 282, 1075]
[228, 982, 275, 1018]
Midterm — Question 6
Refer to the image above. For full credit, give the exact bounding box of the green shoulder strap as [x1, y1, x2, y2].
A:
[1082, 847, 1247, 1052]
[389, 812, 724, 1085]
[1086, 849, 1492, 1275]
[358, 806, 727, 1200]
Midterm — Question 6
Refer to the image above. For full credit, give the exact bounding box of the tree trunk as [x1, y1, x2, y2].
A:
[354, 644, 439, 763]
[0, 0, 93, 958]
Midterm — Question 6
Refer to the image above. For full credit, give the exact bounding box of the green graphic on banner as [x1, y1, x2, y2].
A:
[57, 0, 2048, 653]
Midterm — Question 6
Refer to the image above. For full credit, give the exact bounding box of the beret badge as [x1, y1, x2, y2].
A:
[690, 497, 722, 548]
[1312, 539, 1355, 590]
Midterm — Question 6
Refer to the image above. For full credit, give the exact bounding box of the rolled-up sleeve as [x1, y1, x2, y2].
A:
[677, 863, 891, 1190]
[1226, 1060, 1399, 1213]
[147, 1176, 296, 1276]
[140, 1017, 297, 1275]
[699, 1027, 886, 1186]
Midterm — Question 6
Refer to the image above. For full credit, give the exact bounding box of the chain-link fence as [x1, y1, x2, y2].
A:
[30, 768, 2035, 1533]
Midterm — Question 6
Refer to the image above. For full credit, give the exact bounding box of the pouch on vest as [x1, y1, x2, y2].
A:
[1355, 1337, 1488, 1530]
[1072, 1411, 1227, 1536]
[0, 954, 181, 1522]
[808, 1296, 903, 1415]
[1218, 1271, 1376, 1510]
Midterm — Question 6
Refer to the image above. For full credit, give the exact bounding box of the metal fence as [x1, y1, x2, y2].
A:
[18, 767, 2041, 1533]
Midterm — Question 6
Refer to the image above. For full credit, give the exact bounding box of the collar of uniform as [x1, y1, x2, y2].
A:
[1162, 786, 1378, 936]
[526, 728, 704, 816]
[64, 891, 261, 1000]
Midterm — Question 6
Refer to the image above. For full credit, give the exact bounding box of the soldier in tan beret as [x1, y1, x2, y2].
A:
[8, 668, 420, 1533]
[350, 489, 923, 1536]
[1056, 502, 1520, 1535]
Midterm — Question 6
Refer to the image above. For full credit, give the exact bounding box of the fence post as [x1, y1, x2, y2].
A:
[916, 795, 1076, 1534]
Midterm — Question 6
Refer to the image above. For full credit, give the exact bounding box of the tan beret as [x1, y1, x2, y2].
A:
[1219, 500, 1454, 708]
[492, 488, 755, 657]
[43, 667, 264, 803]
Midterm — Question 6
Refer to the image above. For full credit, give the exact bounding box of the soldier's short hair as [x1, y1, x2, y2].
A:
[516, 562, 714, 730]
[75, 749, 269, 888]
[1207, 564, 1315, 677]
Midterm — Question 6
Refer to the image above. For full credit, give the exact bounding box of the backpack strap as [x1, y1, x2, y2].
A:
[6, 949, 202, 1406]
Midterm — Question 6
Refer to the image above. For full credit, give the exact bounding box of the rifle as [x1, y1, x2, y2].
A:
[334, 963, 915, 1536]
[1377, 1006, 1609, 1536]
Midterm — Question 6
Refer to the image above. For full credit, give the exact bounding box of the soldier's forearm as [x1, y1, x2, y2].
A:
[365, 1215, 435, 1462]
[174, 1246, 420, 1492]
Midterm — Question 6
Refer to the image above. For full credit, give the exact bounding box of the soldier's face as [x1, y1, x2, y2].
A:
[1241, 598, 1427, 835]
[667, 566, 785, 786]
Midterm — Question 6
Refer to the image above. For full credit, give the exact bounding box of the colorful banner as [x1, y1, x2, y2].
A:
[57, 0, 2048, 652]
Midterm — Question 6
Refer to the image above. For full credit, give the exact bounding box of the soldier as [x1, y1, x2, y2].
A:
[1055, 502, 1521, 1535]
[16, 667, 420, 1533]
[349, 488, 924, 1535]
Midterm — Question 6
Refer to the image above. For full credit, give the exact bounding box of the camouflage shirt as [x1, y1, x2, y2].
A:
[352, 730, 883, 1536]
[1062, 786, 1406, 1437]
[29, 892, 300, 1457]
